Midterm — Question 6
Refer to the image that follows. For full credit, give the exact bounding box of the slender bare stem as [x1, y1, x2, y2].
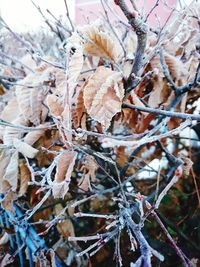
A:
[152, 211, 190, 267]
[123, 103, 200, 121]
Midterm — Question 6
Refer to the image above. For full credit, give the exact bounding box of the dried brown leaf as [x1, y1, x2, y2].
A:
[3, 150, 18, 191]
[0, 84, 5, 95]
[131, 91, 148, 116]
[72, 87, 86, 129]
[116, 146, 128, 167]
[0, 149, 12, 193]
[18, 160, 31, 196]
[148, 78, 164, 108]
[3, 116, 28, 146]
[24, 127, 46, 145]
[65, 41, 84, 95]
[122, 59, 134, 79]
[86, 156, 97, 183]
[150, 53, 186, 81]
[1, 191, 17, 213]
[0, 233, 9, 246]
[120, 107, 138, 130]
[0, 97, 19, 123]
[80, 23, 121, 62]
[46, 94, 64, 117]
[78, 155, 97, 191]
[83, 66, 124, 130]
[13, 138, 39, 159]
[78, 173, 91, 192]
[55, 204, 75, 238]
[46, 42, 83, 140]
[137, 113, 156, 133]
[15, 72, 50, 125]
[53, 150, 77, 198]
[164, 53, 187, 81]
[179, 155, 193, 176]
[61, 42, 84, 142]
[184, 56, 199, 82]
[0, 97, 20, 141]
[124, 30, 137, 60]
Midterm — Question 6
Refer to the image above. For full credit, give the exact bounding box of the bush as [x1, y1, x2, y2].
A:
[0, 1, 199, 266]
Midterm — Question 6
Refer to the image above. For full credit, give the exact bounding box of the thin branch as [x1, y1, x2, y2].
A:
[159, 48, 178, 93]
[46, 9, 71, 34]
[157, 211, 200, 252]
[0, 74, 24, 81]
[63, 0, 75, 32]
[152, 211, 190, 267]
[114, 0, 148, 91]
[75, 229, 119, 257]
[31, 0, 64, 42]
[0, 16, 42, 58]
[155, 174, 180, 209]
[101, 0, 126, 58]
[102, 119, 191, 148]
[103, 0, 130, 28]
[74, 212, 117, 219]
[0, 61, 26, 74]
[145, 0, 160, 22]
[25, 190, 51, 220]
[0, 119, 55, 132]
[76, 127, 146, 140]
[160, 49, 200, 95]
[68, 233, 108, 242]
[0, 51, 34, 73]
[121, 207, 152, 266]
[36, 56, 64, 69]
[123, 102, 200, 121]
[71, 195, 96, 208]
[130, 0, 138, 12]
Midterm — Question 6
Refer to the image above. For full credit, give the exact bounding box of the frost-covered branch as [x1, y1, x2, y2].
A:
[114, 0, 148, 91]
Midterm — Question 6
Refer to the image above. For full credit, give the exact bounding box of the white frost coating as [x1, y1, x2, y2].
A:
[137, 158, 160, 180]
[125, 181, 134, 192]
[155, 175, 179, 209]
[179, 127, 200, 148]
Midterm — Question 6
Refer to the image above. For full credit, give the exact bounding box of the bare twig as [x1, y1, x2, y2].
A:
[0, 51, 34, 73]
[152, 211, 190, 267]
[145, 0, 160, 22]
[130, 0, 138, 12]
[46, 9, 71, 34]
[0, 74, 24, 81]
[101, 0, 126, 58]
[123, 102, 200, 121]
[160, 49, 200, 95]
[0, 119, 55, 132]
[63, 0, 75, 32]
[0, 16, 42, 58]
[68, 233, 108, 242]
[159, 48, 178, 93]
[157, 211, 200, 252]
[114, 0, 148, 91]
[74, 212, 117, 219]
[102, 120, 191, 148]
[25, 190, 51, 220]
[31, 0, 64, 42]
